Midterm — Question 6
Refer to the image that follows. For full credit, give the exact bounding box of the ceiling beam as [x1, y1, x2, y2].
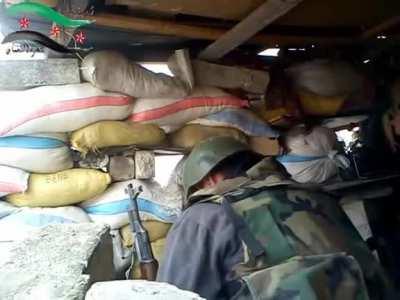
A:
[87, 12, 351, 47]
[361, 15, 400, 39]
[198, 0, 304, 61]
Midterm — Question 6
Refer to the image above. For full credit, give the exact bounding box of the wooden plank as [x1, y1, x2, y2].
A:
[87, 13, 352, 46]
[361, 15, 400, 39]
[107, 0, 264, 21]
[0, 59, 80, 90]
[199, 0, 304, 61]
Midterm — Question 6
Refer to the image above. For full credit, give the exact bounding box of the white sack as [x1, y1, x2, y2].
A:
[0, 201, 17, 219]
[0, 165, 29, 197]
[128, 86, 248, 131]
[81, 51, 190, 98]
[0, 206, 91, 242]
[0, 83, 133, 136]
[80, 180, 180, 229]
[286, 60, 363, 97]
[163, 156, 187, 210]
[0, 133, 73, 173]
[277, 126, 350, 184]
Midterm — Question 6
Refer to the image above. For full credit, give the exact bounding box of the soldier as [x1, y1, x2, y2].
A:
[157, 137, 393, 300]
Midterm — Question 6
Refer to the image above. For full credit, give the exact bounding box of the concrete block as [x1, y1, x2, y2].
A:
[135, 151, 155, 179]
[0, 223, 114, 300]
[85, 280, 205, 300]
[0, 59, 80, 90]
[109, 156, 135, 182]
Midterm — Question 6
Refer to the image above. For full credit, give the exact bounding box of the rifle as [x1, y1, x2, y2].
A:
[125, 183, 159, 281]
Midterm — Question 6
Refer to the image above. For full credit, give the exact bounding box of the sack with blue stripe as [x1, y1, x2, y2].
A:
[0, 201, 17, 219]
[189, 108, 279, 138]
[79, 180, 180, 229]
[277, 126, 350, 184]
[0, 206, 91, 242]
[0, 133, 73, 173]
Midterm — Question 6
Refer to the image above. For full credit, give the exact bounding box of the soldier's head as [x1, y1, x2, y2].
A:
[182, 137, 261, 200]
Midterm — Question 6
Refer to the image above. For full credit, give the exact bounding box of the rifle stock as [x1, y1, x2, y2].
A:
[140, 260, 159, 281]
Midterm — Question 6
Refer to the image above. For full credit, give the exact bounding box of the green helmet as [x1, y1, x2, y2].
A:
[183, 136, 250, 199]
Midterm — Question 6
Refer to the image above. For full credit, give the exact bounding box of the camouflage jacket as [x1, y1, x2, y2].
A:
[187, 159, 393, 300]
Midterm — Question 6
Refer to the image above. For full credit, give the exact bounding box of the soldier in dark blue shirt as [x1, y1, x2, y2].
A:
[157, 137, 392, 300]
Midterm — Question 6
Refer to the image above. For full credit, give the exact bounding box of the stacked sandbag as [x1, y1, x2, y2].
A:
[7, 169, 111, 207]
[71, 121, 166, 155]
[170, 124, 248, 150]
[0, 83, 133, 136]
[189, 108, 278, 138]
[0, 49, 283, 281]
[0, 133, 72, 173]
[79, 179, 179, 229]
[128, 86, 249, 130]
[276, 126, 350, 184]
[0, 79, 131, 214]
[286, 60, 371, 117]
[287, 60, 363, 97]
[80, 178, 177, 279]
[187, 108, 281, 155]
[0, 165, 29, 197]
[81, 50, 191, 98]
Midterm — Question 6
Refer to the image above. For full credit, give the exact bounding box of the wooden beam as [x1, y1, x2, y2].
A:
[198, 0, 304, 61]
[361, 15, 400, 39]
[87, 13, 351, 46]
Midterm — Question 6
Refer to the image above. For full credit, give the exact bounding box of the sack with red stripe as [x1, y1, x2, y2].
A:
[0, 83, 133, 136]
[127, 86, 249, 131]
[0, 166, 29, 197]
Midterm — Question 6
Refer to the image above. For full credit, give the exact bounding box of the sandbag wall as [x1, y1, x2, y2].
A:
[0, 50, 366, 277]
[0, 50, 281, 279]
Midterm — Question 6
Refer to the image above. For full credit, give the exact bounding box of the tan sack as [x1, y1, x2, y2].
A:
[120, 221, 171, 247]
[71, 121, 166, 154]
[169, 124, 248, 150]
[7, 169, 111, 207]
[81, 51, 190, 98]
[249, 137, 281, 156]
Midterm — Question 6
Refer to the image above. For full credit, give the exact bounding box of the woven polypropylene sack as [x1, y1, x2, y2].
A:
[7, 169, 111, 207]
[169, 124, 248, 150]
[287, 60, 363, 97]
[189, 108, 279, 138]
[81, 51, 190, 98]
[71, 121, 166, 155]
[0, 83, 133, 136]
[128, 86, 248, 130]
[0, 133, 73, 173]
[79, 179, 179, 229]
[0, 166, 29, 197]
[277, 126, 350, 183]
